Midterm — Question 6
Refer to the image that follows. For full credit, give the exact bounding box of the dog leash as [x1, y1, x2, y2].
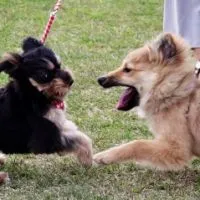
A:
[40, 0, 63, 44]
[40, 0, 66, 110]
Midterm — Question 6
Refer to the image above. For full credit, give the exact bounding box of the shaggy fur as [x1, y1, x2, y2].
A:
[0, 37, 92, 182]
[94, 33, 200, 170]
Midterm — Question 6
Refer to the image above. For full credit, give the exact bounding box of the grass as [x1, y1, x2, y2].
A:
[0, 0, 200, 199]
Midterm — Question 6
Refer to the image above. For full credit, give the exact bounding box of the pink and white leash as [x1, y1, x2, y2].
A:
[40, 0, 63, 44]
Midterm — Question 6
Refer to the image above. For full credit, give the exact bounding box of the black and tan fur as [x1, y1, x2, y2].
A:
[0, 37, 93, 182]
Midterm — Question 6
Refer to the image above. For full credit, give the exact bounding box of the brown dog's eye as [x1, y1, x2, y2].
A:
[123, 67, 131, 73]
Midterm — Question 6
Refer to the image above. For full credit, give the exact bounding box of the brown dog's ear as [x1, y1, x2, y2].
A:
[0, 53, 22, 75]
[158, 33, 176, 60]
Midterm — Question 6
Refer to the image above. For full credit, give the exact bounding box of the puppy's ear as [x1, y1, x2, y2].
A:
[22, 37, 43, 52]
[0, 53, 21, 75]
[158, 33, 176, 60]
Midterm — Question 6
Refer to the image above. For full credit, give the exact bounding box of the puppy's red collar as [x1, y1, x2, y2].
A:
[51, 99, 65, 110]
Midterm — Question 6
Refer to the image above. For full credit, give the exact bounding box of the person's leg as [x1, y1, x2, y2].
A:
[164, 0, 200, 55]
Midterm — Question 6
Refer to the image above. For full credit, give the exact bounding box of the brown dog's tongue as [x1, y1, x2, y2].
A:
[116, 87, 139, 111]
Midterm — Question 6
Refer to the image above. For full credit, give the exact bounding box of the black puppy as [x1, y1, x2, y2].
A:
[0, 38, 92, 172]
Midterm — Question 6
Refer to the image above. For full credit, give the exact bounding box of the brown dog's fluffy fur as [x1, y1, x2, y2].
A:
[94, 33, 200, 170]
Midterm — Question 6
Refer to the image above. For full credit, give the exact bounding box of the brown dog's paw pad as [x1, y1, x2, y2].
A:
[0, 172, 9, 184]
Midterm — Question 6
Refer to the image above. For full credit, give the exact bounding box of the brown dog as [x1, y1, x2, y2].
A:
[94, 33, 200, 170]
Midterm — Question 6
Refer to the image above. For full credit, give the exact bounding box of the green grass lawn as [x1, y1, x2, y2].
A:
[0, 0, 200, 199]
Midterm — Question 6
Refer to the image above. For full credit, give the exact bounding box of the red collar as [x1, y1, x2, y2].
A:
[51, 99, 65, 110]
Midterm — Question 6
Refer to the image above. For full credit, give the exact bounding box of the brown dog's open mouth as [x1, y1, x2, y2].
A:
[97, 76, 140, 111]
[116, 87, 140, 111]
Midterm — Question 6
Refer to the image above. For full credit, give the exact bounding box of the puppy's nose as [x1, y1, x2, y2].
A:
[56, 70, 74, 86]
[97, 76, 107, 86]
[69, 79, 74, 86]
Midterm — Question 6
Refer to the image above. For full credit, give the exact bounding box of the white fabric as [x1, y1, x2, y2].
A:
[163, 0, 200, 48]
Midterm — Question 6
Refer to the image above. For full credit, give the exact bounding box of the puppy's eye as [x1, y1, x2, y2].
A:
[35, 71, 50, 83]
[40, 72, 48, 80]
[32, 70, 53, 84]
[123, 67, 132, 73]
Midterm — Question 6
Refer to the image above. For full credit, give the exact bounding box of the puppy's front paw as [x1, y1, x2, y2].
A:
[0, 153, 9, 184]
[77, 151, 93, 167]
[75, 133, 93, 167]
[0, 172, 9, 184]
[0, 153, 6, 166]
[93, 151, 113, 165]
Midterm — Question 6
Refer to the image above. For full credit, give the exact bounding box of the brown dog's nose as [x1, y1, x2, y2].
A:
[97, 76, 107, 86]
[97, 76, 121, 88]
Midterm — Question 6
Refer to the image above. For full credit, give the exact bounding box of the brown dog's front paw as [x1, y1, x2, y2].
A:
[93, 151, 113, 165]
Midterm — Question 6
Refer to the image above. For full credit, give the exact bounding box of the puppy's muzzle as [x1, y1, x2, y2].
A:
[56, 70, 74, 87]
[68, 78, 74, 87]
[98, 76, 121, 88]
